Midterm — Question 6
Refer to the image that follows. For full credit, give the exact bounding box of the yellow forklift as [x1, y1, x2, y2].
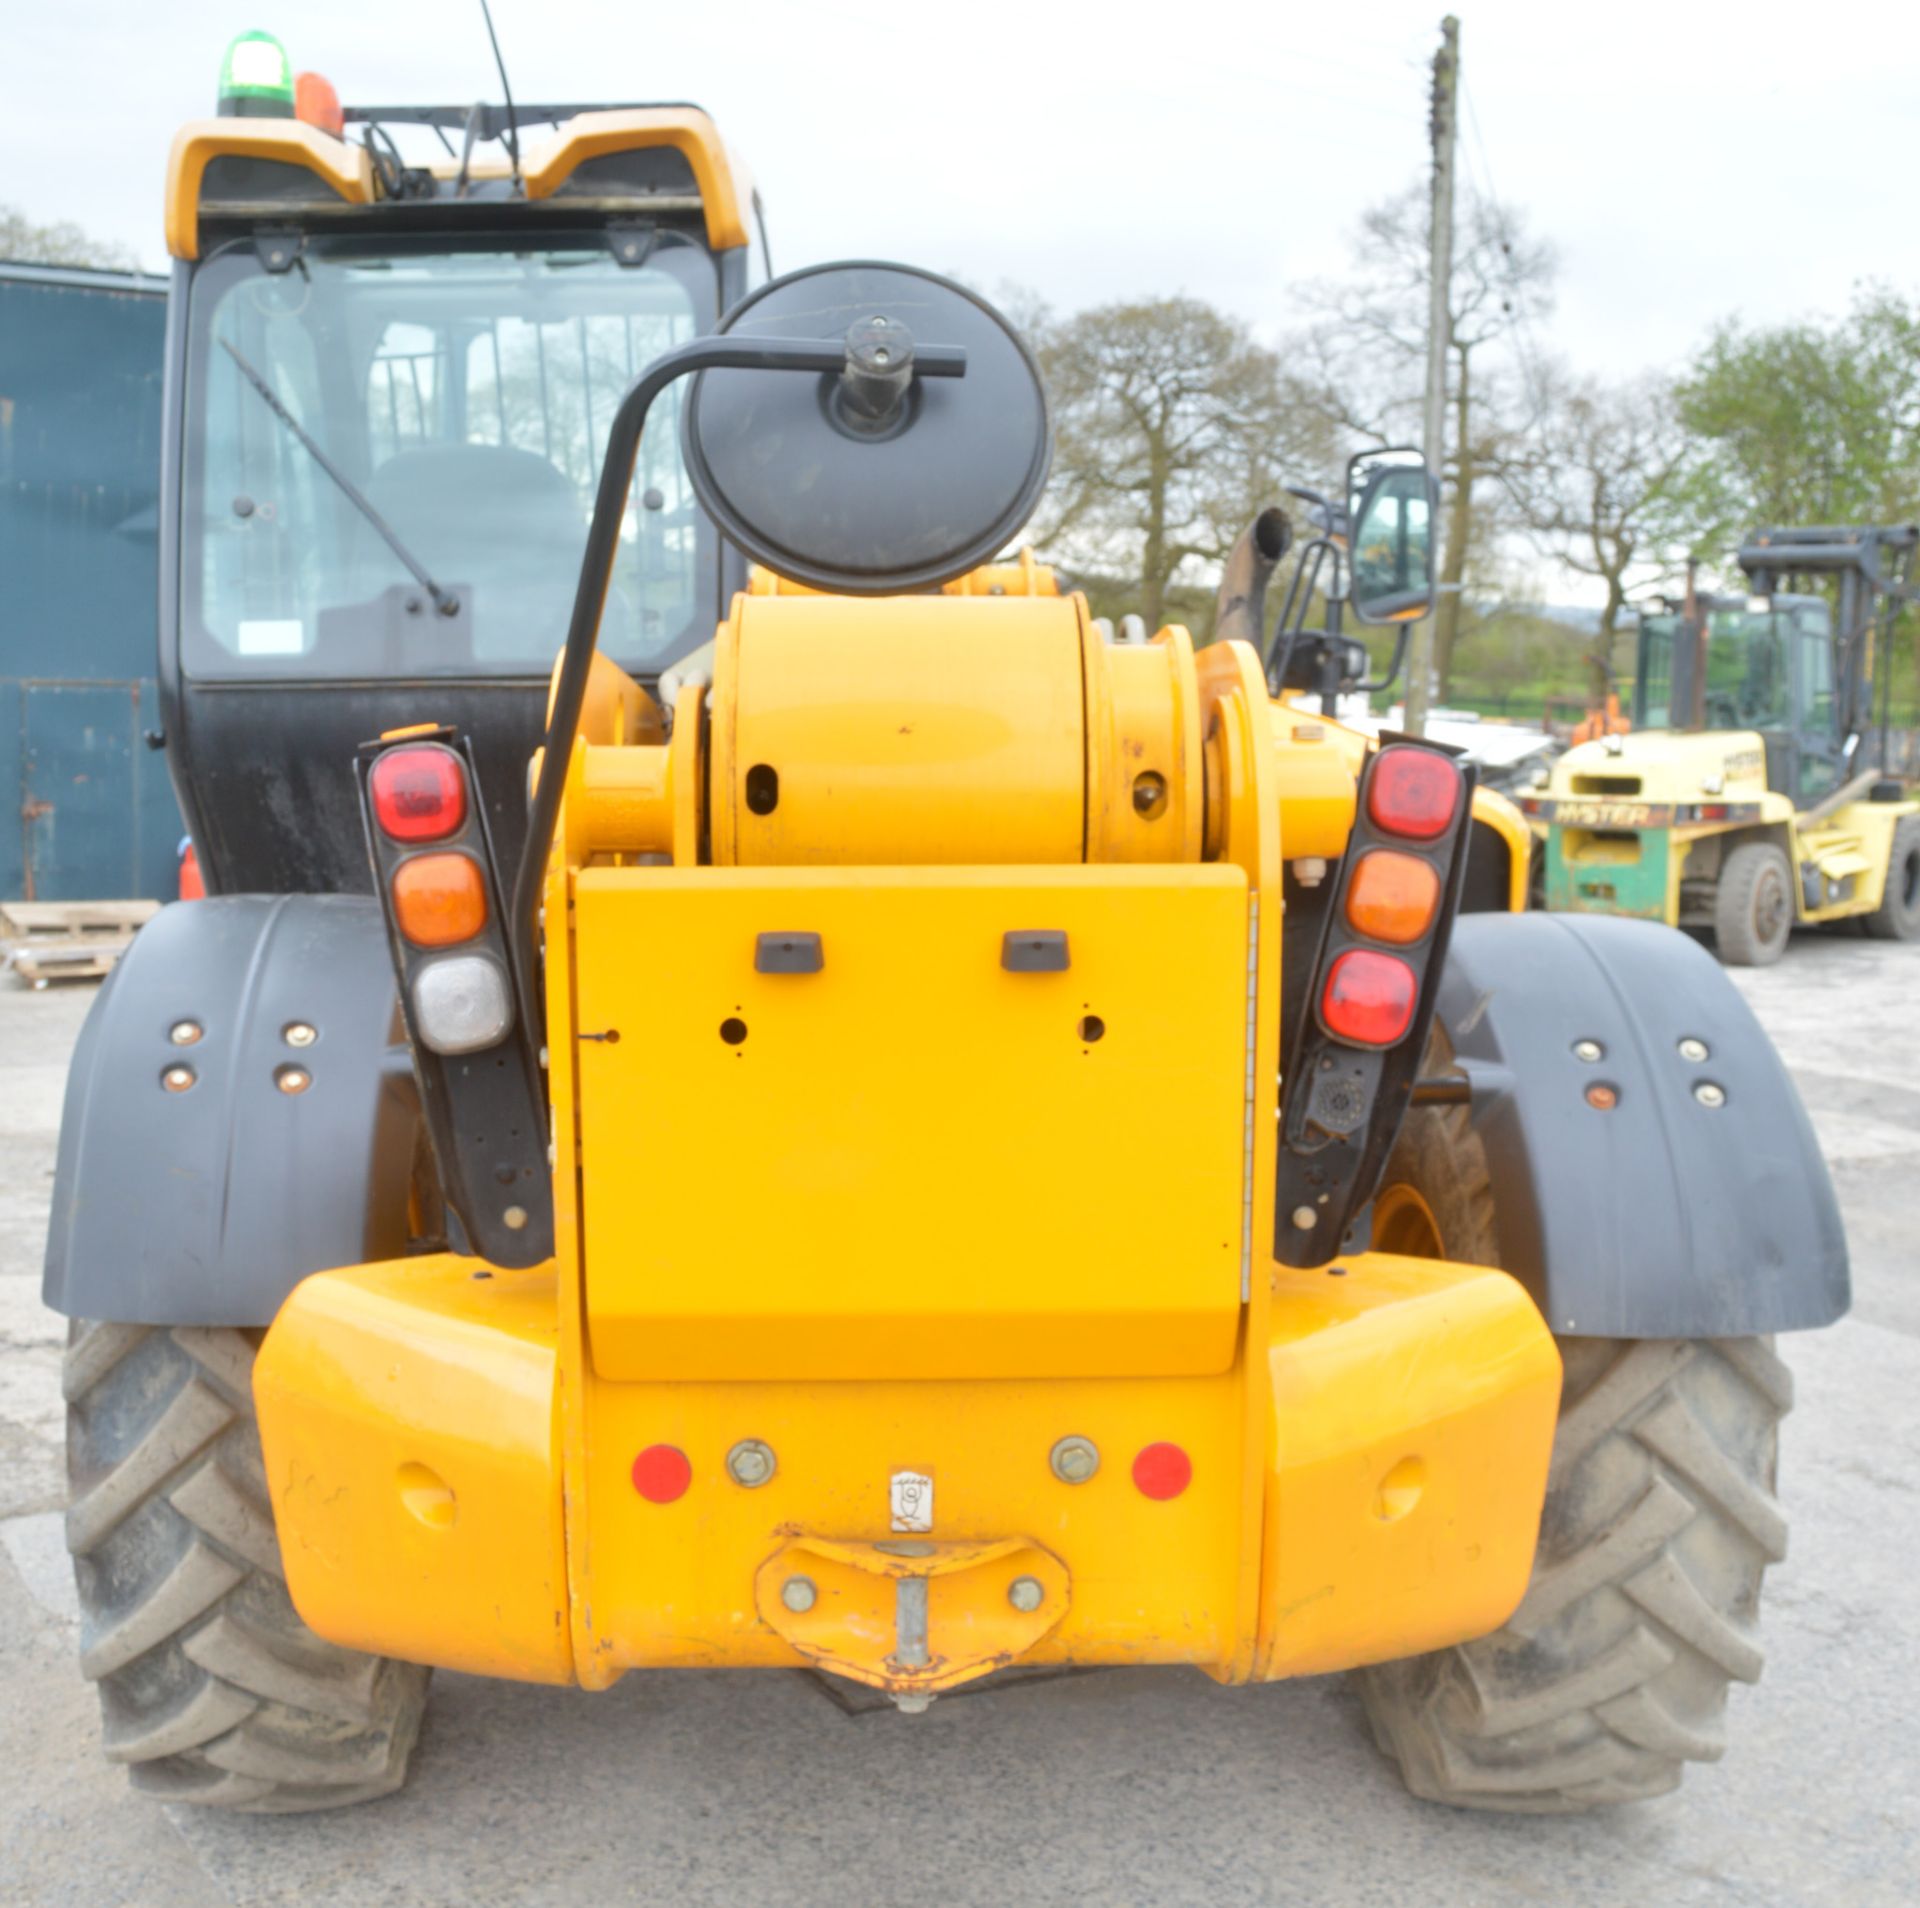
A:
[1526, 527, 1920, 962]
[43, 33, 1846, 1819]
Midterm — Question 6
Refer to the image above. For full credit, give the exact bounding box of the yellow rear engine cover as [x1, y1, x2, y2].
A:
[574, 865, 1250, 1381]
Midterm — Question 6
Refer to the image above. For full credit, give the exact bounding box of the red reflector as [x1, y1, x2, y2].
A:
[1699, 803, 1729, 821]
[1321, 948, 1417, 1047]
[371, 744, 468, 843]
[1368, 747, 1462, 840]
[1132, 1442, 1192, 1501]
[632, 1445, 692, 1504]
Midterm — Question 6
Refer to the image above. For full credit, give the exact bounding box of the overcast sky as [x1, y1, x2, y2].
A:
[6, 1, 1913, 382]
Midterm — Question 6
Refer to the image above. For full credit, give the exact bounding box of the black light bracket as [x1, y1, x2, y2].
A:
[1273, 742, 1480, 1268]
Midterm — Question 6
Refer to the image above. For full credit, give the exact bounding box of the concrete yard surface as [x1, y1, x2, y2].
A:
[1, 932, 1917, 1907]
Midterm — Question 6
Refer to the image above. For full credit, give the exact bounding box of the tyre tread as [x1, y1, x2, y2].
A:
[65, 1322, 429, 1813]
[1360, 1332, 1787, 1812]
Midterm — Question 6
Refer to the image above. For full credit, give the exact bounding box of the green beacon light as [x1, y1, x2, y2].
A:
[217, 31, 295, 118]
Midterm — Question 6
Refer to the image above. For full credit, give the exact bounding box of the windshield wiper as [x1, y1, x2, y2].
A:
[217, 335, 458, 618]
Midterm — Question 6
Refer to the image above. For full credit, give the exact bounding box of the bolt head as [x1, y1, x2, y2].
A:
[1291, 1205, 1318, 1231]
[1694, 1081, 1727, 1108]
[274, 1065, 311, 1096]
[1678, 1037, 1709, 1063]
[283, 1021, 318, 1048]
[780, 1575, 817, 1613]
[161, 1064, 196, 1094]
[726, 1439, 776, 1488]
[168, 1020, 203, 1047]
[1573, 1039, 1604, 1063]
[502, 1204, 528, 1231]
[1008, 1575, 1044, 1613]
[1050, 1436, 1100, 1484]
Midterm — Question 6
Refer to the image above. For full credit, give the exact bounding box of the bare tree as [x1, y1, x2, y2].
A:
[0, 204, 139, 271]
[1290, 184, 1555, 697]
[1506, 371, 1691, 701]
[1030, 296, 1336, 630]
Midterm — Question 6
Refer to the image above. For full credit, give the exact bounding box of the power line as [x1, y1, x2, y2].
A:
[1460, 79, 1554, 401]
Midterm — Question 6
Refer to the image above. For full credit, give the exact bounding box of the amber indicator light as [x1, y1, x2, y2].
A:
[1345, 849, 1442, 946]
[391, 852, 489, 948]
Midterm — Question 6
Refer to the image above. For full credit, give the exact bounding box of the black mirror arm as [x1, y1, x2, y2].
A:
[1358, 623, 1415, 697]
[507, 332, 966, 1044]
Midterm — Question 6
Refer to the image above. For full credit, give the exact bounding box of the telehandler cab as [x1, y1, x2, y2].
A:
[1525, 525, 1920, 962]
[44, 41, 1847, 1818]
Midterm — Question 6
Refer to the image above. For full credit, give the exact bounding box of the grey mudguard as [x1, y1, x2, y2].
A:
[1436, 912, 1848, 1337]
[43, 895, 422, 1326]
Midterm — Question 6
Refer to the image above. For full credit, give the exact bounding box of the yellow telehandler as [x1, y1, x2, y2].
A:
[43, 36, 1846, 1816]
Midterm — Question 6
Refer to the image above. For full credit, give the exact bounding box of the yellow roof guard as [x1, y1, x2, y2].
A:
[166, 103, 748, 261]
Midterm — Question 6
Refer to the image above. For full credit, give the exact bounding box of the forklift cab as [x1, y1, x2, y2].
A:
[1632, 594, 1841, 803]
[157, 95, 769, 896]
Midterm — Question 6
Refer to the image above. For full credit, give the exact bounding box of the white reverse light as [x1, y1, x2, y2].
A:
[412, 955, 513, 1056]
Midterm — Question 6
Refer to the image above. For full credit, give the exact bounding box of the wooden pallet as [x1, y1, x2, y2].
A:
[0, 900, 159, 990]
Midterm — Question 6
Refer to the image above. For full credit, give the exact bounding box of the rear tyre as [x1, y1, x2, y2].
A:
[1865, 814, 1920, 940]
[1714, 840, 1793, 966]
[1358, 1074, 1791, 1812]
[65, 1321, 430, 1813]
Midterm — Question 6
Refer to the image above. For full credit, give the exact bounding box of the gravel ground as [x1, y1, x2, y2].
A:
[1, 928, 1915, 1907]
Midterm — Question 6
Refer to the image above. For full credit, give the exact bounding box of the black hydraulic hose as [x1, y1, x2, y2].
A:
[507, 331, 966, 1042]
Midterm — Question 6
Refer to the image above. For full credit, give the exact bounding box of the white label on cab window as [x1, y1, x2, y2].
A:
[237, 619, 305, 656]
[890, 1470, 933, 1533]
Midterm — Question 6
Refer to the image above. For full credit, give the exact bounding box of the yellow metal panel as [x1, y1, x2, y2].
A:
[715, 594, 1087, 866]
[1189, 636, 1286, 1686]
[165, 120, 375, 261]
[244, 1249, 1558, 1694]
[574, 864, 1250, 1381]
[1470, 785, 1534, 910]
[1256, 1254, 1561, 1677]
[253, 1257, 573, 1683]
[1264, 706, 1360, 862]
[573, 1364, 1246, 1679]
[520, 108, 749, 250]
[1801, 801, 1917, 917]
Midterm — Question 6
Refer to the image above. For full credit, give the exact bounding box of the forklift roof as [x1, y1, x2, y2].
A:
[1739, 523, 1920, 591]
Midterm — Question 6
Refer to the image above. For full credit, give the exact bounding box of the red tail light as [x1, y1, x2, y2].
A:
[1368, 747, 1461, 840]
[370, 744, 468, 843]
[1321, 948, 1417, 1046]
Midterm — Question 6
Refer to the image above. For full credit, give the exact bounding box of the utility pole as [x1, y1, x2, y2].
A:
[1405, 14, 1458, 739]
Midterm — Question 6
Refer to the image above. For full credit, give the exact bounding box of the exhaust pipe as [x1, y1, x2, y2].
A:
[1212, 507, 1292, 652]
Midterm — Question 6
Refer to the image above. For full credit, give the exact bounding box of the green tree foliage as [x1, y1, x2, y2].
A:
[1028, 296, 1336, 632]
[0, 204, 139, 271]
[1675, 289, 1920, 555]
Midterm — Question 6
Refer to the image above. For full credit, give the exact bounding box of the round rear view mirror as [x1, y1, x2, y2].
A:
[682, 261, 1052, 595]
